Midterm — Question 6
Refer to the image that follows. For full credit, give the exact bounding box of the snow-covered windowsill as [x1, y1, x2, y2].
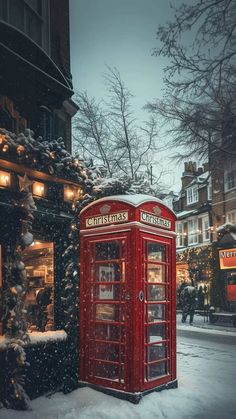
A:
[0, 330, 67, 351]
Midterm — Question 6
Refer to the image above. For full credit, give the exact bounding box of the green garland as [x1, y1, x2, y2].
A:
[2, 191, 36, 410]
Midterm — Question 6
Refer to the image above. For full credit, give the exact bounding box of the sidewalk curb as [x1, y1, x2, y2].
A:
[177, 324, 236, 337]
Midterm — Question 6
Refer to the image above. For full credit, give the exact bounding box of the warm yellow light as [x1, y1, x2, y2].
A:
[32, 181, 45, 197]
[17, 145, 25, 156]
[2, 144, 9, 152]
[0, 134, 6, 144]
[0, 170, 11, 187]
[64, 185, 83, 203]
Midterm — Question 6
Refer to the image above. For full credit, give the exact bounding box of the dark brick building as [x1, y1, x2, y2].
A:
[0, 0, 78, 152]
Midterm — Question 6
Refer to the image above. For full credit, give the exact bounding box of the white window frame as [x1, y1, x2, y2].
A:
[201, 215, 210, 242]
[186, 185, 198, 205]
[188, 218, 198, 245]
[176, 222, 185, 247]
[226, 210, 236, 224]
[224, 163, 236, 192]
[207, 177, 212, 201]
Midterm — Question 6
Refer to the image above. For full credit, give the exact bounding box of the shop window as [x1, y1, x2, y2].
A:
[186, 185, 198, 205]
[22, 241, 54, 332]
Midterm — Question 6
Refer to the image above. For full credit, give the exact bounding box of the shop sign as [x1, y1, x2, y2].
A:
[85, 211, 128, 228]
[140, 211, 171, 229]
[219, 248, 236, 270]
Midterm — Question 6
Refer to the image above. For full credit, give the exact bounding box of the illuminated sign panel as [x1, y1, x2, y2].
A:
[85, 211, 128, 228]
[219, 248, 236, 270]
[140, 211, 171, 229]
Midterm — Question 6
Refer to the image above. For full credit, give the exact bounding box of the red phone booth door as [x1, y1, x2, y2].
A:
[141, 235, 174, 389]
[81, 234, 130, 390]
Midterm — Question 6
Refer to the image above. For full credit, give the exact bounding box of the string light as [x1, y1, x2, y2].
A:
[0, 134, 7, 144]
[2, 144, 9, 152]
[17, 145, 25, 156]
[63, 185, 83, 203]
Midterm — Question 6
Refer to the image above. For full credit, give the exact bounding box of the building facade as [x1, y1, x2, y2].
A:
[0, 1, 89, 409]
[211, 156, 236, 312]
[174, 159, 236, 312]
[173, 162, 213, 308]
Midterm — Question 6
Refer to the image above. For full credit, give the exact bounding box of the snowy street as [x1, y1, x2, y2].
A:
[1, 317, 236, 419]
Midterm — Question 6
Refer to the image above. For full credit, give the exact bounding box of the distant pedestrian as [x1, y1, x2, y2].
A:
[177, 280, 186, 309]
[197, 286, 205, 310]
[181, 281, 197, 325]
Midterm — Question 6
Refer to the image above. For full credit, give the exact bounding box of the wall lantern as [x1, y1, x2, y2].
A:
[0, 170, 11, 188]
[32, 181, 46, 197]
[63, 184, 83, 203]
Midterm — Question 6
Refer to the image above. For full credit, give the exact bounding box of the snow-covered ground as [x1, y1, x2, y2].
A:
[1, 323, 236, 419]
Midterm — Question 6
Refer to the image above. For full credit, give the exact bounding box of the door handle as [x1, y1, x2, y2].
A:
[139, 290, 144, 302]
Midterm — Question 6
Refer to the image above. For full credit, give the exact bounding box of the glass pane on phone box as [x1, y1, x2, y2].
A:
[96, 304, 118, 321]
[95, 361, 119, 380]
[147, 343, 166, 362]
[95, 284, 119, 300]
[148, 243, 165, 262]
[147, 361, 167, 380]
[120, 364, 125, 382]
[95, 241, 119, 261]
[148, 285, 165, 301]
[95, 342, 120, 362]
[147, 323, 166, 341]
[94, 323, 121, 341]
[148, 264, 164, 282]
[147, 304, 165, 322]
[96, 264, 119, 282]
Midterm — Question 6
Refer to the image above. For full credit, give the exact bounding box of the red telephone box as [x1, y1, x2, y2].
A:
[79, 194, 177, 402]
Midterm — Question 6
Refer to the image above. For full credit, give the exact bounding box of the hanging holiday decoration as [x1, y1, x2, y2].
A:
[0, 128, 94, 189]
[0, 128, 96, 410]
[18, 173, 34, 192]
[2, 189, 36, 409]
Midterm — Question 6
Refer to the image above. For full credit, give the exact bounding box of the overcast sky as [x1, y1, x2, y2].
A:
[69, 0, 186, 192]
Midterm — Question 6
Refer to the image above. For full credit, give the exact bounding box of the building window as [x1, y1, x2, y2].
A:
[39, 106, 53, 141]
[22, 240, 54, 332]
[0, 0, 50, 53]
[188, 219, 198, 245]
[225, 163, 236, 192]
[186, 185, 198, 205]
[226, 210, 236, 224]
[176, 222, 185, 247]
[207, 178, 212, 200]
[201, 215, 210, 241]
